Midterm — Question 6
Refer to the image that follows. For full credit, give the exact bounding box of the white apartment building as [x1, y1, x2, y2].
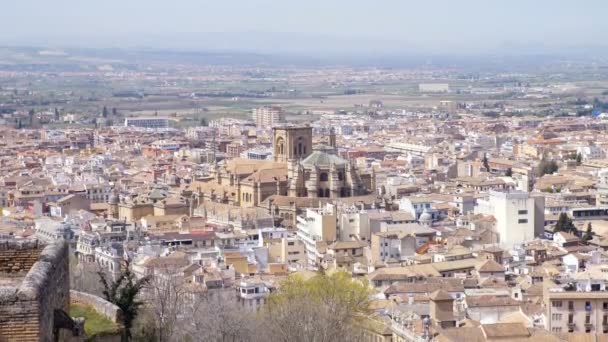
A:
[296, 204, 337, 269]
[577, 146, 605, 161]
[235, 279, 272, 311]
[252, 106, 284, 129]
[474, 190, 545, 248]
[338, 209, 370, 241]
[124, 117, 169, 129]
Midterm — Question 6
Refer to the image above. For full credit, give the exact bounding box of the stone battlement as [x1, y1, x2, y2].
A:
[0, 239, 70, 341]
[0, 239, 43, 274]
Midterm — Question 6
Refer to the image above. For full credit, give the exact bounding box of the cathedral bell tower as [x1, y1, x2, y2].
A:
[272, 125, 313, 162]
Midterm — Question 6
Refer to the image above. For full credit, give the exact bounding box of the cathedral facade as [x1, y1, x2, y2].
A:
[187, 125, 373, 210]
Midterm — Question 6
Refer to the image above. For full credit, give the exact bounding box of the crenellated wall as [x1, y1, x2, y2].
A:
[0, 240, 70, 342]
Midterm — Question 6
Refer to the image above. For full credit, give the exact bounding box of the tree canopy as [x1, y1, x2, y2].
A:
[537, 158, 558, 177]
[99, 262, 150, 341]
[554, 212, 577, 235]
[262, 270, 371, 342]
[583, 222, 594, 242]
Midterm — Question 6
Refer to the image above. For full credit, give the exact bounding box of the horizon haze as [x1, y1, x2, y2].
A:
[2, 0, 608, 56]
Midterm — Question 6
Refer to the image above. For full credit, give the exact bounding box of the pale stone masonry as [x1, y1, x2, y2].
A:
[0, 240, 71, 341]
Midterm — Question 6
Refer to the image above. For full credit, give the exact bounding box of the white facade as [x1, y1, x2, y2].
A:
[296, 204, 337, 269]
[338, 210, 370, 241]
[252, 106, 284, 129]
[475, 191, 544, 248]
[124, 117, 169, 128]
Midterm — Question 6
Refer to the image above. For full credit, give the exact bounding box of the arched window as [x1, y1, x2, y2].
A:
[320, 172, 329, 181]
[298, 143, 303, 155]
[276, 137, 285, 156]
[325, 189, 330, 198]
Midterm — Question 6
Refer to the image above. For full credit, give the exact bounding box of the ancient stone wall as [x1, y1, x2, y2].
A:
[0, 239, 70, 342]
[70, 290, 123, 323]
[0, 240, 42, 273]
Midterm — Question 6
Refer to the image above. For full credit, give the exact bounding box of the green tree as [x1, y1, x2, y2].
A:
[483, 154, 490, 172]
[262, 271, 371, 342]
[537, 157, 558, 177]
[98, 262, 150, 341]
[554, 212, 577, 235]
[102, 106, 109, 118]
[28, 109, 35, 125]
[505, 168, 513, 177]
[583, 222, 594, 242]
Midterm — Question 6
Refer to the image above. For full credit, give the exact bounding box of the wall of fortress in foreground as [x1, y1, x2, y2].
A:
[0, 240, 70, 341]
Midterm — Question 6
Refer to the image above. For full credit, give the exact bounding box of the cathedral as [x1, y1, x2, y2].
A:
[187, 125, 373, 209]
[275, 125, 372, 199]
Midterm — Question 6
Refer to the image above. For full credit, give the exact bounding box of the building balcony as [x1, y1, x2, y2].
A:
[568, 322, 576, 329]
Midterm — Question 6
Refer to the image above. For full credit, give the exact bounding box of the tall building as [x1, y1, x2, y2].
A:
[296, 204, 337, 269]
[475, 190, 545, 248]
[272, 125, 313, 162]
[253, 106, 285, 129]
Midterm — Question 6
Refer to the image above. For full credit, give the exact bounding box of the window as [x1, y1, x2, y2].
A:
[569, 314, 574, 324]
[518, 219, 528, 224]
[586, 301, 592, 311]
[287, 241, 295, 246]
[518, 210, 528, 215]
[552, 313, 562, 321]
[552, 301, 563, 308]
[551, 327, 562, 333]
[604, 302, 608, 310]
[569, 301, 574, 310]
[586, 314, 591, 324]
[320, 173, 328, 181]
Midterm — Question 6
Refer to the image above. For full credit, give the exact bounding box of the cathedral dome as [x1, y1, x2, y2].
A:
[301, 151, 346, 167]
[419, 210, 433, 224]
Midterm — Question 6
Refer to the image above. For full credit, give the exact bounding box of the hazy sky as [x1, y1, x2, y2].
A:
[2, 0, 607, 54]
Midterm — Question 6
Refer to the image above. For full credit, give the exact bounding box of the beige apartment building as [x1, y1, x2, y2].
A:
[266, 237, 307, 268]
[544, 276, 608, 335]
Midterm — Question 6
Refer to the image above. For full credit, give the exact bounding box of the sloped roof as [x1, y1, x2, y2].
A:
[477, 259, 504, 273]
